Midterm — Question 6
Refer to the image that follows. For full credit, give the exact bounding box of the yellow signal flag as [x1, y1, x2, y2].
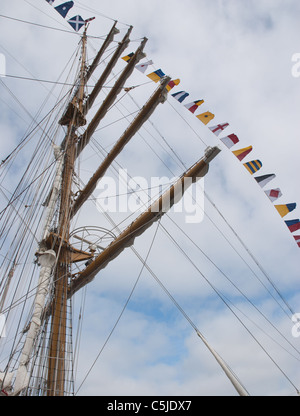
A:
[122, 52, 134, 62]
[166, 79, 180, 92]
[275, 203, 297, 218]
[196, 111, 215, 125]
[232, 146, 253, 161]
[243, 160, 262, 174]
[147, 69, 166, 83]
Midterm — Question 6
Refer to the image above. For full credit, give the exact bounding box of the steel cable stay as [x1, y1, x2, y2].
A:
[0, 73, 113, 89]
[0, 13, 109, 40]
[158, 222, 299, 395]
[165, 215, 300, 359]
[75, 0, 132, 27]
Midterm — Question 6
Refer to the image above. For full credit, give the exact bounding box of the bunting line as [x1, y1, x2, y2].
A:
[119, 49, 299, 248]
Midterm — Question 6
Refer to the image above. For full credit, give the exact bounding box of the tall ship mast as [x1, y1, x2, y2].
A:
[0, 21, 220, 397]
[0, 4, 299, 397]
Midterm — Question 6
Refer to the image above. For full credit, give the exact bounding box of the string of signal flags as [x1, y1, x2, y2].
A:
[45, 0, 95, 31]
[121, 52, 300, 250]
[43, 1, 300, 250]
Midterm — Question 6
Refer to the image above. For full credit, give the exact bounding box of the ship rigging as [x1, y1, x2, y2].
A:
[0, 5, 299, 396]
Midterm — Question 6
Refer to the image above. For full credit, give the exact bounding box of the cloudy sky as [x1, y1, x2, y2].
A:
[0, 0, 300, 397]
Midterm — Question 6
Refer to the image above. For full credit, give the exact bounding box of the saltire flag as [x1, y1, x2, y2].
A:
[275, 203, 297, 218]
[68, 15, 85, 32]
[122, 53, 134, 62]
[171, 91, 189, 103]
[55, 1, 74, 18]
[243, 160, 262, 174]
[293, 235, 300, 247]
[46, 0, 55, 4]
[232, 146, 253, 161]
[220, 133, 239, 149]
[209, 123, 229, 137]
[166, 79, 180, 92]
[285, 219, 300, 233]
[135, 60, 153, 73]
[184, 100, 204, 113]
[147, 69, 165, 82]
[196, 111, 215, 125]
[264, 188, 282, 202]
[255, 174, 276, 188]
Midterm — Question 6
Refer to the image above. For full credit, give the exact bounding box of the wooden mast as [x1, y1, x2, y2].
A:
[46, 28, 88, 397]
[58, 21, 120, 132]
[45, 24, 147, 397]
[46, 126, 76, 396]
